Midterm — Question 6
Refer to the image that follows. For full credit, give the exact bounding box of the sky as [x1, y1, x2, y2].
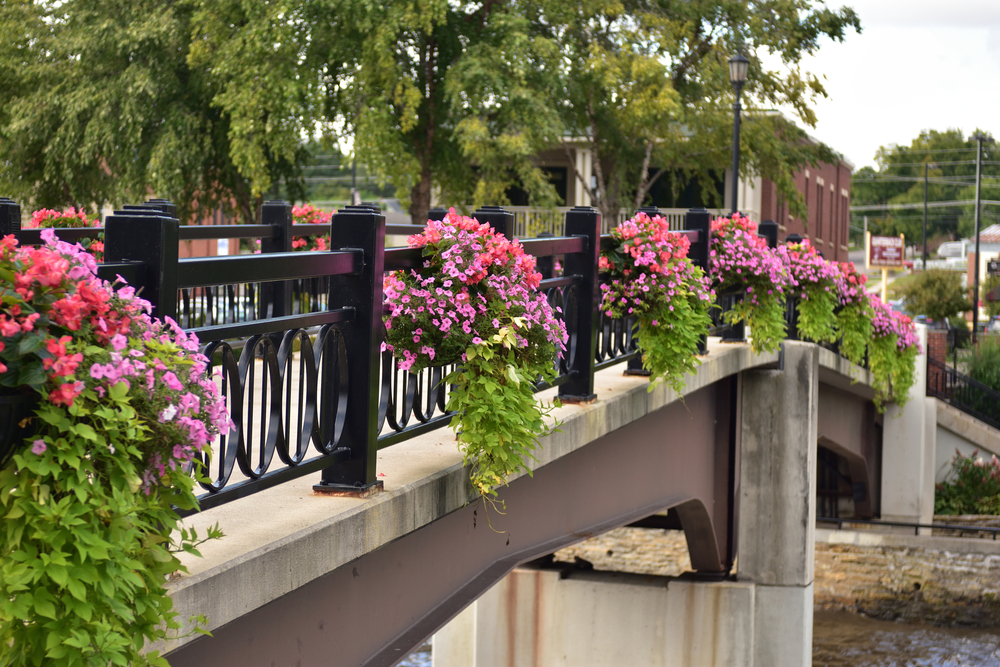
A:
[784, 0, 1000, 170]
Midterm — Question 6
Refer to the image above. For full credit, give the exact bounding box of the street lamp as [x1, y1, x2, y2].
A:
[729, 52, 750, 215]
[972, 131, 994, 343]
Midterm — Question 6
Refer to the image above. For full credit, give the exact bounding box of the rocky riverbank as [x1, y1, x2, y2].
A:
[552, 526, 1000, 628]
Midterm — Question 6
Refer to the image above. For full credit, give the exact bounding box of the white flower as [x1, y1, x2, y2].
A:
[159, 404, 178, 422]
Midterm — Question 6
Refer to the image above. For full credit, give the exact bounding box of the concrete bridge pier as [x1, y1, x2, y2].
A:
[433, 342, 820, 667]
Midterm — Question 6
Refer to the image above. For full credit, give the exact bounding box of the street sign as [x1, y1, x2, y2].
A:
[988, 258, 1000, 276]
[867, 234, 905, 268]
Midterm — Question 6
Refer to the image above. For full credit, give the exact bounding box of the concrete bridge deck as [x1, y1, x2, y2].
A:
[159, 338, 876, 666]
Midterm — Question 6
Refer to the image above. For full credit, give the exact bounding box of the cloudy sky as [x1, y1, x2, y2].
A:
[784, 0, 1000, 170]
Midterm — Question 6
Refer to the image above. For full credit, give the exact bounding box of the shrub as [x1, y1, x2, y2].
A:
[897, 269, 972, 324]
[935, 450, 1000, 515]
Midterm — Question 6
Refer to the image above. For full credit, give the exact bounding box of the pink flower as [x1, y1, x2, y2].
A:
[31, 439, 46, 455]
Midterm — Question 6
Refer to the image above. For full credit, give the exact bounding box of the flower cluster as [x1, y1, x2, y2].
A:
[599, 212, 713, 394]
[779, 240, 841, 343]
[384, 209, 567, 501]
[781, 241, 840, 297]
[292, 204, 332, 251]
[834, 261, 869, 307]
[709, 214, 791, 300]
[0, 230, 232, 486]
[384, 209, 565, 373]
[26, 207, 104, 261]
[709, 214, 791, 353]
[867, 292, 920, 408]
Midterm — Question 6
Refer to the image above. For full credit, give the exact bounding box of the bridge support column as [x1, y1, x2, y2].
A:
[738, 341, 818, 667]
[881, 325, 935, 529]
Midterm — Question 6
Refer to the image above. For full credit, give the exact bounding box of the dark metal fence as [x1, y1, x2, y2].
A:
[1, 198, 784, 512]
[927, 357, 1000, 430]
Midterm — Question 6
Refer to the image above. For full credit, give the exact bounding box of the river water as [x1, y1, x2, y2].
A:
[397, 613, 1000, 666]
[813, 611, 1000, 666]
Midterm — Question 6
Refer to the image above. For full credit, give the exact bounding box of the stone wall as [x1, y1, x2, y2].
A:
[554, 527, 1000, 628]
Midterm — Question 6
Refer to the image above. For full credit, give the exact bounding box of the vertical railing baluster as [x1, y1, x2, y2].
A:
[259, 201, 293, 321]
[104, 209, 179, 321]
[314, 206, 386, 494]
[559, 207, 601, 402]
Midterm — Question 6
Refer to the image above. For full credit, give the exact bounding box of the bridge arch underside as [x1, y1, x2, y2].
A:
[168, 377, 739, 667]
[816, 383, 881, 518]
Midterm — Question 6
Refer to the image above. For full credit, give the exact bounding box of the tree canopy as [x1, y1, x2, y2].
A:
[0, 0, 305, 223]
[1, 0, 861, 225]
[850, 129, 1000, 247]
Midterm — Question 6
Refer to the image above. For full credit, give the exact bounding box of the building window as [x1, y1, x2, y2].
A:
[816, 184, 823, 240]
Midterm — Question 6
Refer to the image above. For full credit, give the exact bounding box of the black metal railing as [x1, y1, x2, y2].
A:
[0, 198, 802, 512]
[818, 516, 1000, 540]
[927, 357, 1000, 430]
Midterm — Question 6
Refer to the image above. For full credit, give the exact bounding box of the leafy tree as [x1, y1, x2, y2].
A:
[545, 0, 859, 224]
[897, 269, 972, 324]
[192, 0, 859, 225]
[850, 129, 1000, 246]
[983, 274, 1000, 319]
[0, 0, 304, 223]
[190, 0, 565, 224]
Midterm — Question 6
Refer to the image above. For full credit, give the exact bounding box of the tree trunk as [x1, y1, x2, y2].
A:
[410, 166, 432, 225]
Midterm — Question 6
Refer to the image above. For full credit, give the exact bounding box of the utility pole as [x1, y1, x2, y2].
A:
[972, 131, 993, 344]
[923, 162, 928, 269]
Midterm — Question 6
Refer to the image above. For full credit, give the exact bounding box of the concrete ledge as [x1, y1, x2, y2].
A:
[159, 339, 780, 655]
[817, 527, 1000, 555]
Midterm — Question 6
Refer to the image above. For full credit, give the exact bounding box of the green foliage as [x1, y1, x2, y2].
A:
[551, 0, 859, 223]
[935, 450, 1000, 516]
[967, 336, 1000, 393]
[898, 269, 972, 323]
[634, 273, 714, 397]
[0, 0, 300, 223]
[0, 387, 220, 666]
[447, 325, 558, 501]
[190, 0, 563, 223]
[724, 292, 787, 355]
[867, 334, 899, 409]
[983, 274, 1000, 319]
[796, 287, 839, 344]
[851, 129, 1000, 242]
[835, 301, 872, 366]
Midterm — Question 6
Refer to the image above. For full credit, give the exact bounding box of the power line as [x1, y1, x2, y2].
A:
[850, 199, 1000, 212]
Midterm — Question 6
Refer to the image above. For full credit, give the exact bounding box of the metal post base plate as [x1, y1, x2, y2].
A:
[313, 480, 384, 498]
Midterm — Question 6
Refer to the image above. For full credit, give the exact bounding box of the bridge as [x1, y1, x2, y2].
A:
[0, 199, 946, 667]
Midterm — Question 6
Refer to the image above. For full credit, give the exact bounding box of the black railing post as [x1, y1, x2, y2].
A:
[315, 207, 386, 494]
[258, 200, 294, 320]
[0, 198, 21, 236]
[559, 207, 601, 402]
[759, 220, 778, 249]
[104, 209, 179, 321]
[428, 207, 448, 222]
[472, 205, 513, 238]
[686, 207, 712, 354]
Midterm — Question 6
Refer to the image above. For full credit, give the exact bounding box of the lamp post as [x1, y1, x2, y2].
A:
[729, 52, 749, 216]
[972, 131, 993, 343]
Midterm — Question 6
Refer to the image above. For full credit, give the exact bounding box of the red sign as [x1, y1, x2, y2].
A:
[868, 234, 904, 268]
